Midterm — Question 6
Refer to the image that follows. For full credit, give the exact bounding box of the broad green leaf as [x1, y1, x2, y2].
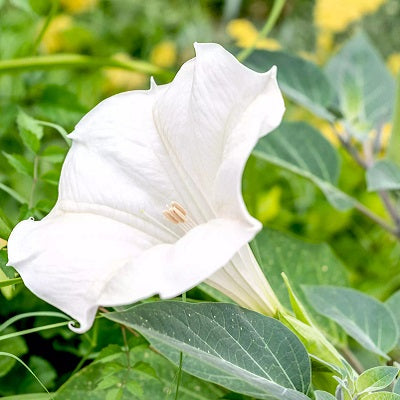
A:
[356, 366, 399, 393]
[326, 32, 395, 135]
[16, 110, 43, 153]
[314, 391, 336, 400]
[0, 329, 28, 378]
[394, 378, 400, 394]
[56, 344, 225, 400]
[252, 228, 349, 344]
[2, 153, 33, 177]
[385, 290, 400, 346]
[245, 50, 336, 120]
[304, 286, 398, 357]
[362, 393, 400, 400]
[367, 160, 400, 191]
[105, 302, 311, 400]
[253, 122, 355, 210]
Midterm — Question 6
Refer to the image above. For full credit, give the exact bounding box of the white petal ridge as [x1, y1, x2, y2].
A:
[7, 43, 284, 332]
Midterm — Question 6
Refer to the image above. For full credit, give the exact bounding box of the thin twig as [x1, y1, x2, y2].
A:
[331, 124, 400, 239]
[340, 347, 364, 375]
[28, 156, 39, 210]
[237, 0, 286, 62]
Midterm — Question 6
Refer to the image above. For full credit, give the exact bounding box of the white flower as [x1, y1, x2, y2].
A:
[7, 43, 284, 333]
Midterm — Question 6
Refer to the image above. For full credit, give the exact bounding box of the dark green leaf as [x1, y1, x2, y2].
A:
[304, 286, 398, 357]
[326, 32, 395, 134]
[105, 302, 311, 400]
[253, 122, 355, 210]
[367, 160, 400, 191]
[252, 228, 349, 345]
[56, 344, 225, 400]
[245, 50, 336, 120]
[0, 329, 28, 378]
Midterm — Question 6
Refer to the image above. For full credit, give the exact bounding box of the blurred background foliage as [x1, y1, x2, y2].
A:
[0, 0, 400, 396]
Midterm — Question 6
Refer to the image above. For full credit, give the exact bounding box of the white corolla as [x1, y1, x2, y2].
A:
[7, 43, 285, 332]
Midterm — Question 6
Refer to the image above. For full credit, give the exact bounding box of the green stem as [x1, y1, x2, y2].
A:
[0, 277, 23, 288]
[31, 0, 59, 55]
[237, 0, 286, 62]
[174, 292, 187, 400]
[29, 155, 39, 210]
[0, 54, 171, 79]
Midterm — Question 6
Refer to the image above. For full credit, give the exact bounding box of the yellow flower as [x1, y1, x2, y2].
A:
[227, 19, 281, 51]
[104, 53, 148, 92]
[387, 53, 400, 76]
[0, 238, 6, 250]
[150, 41, 177, 68]
[315, 0, 387, 32]
[256, 186, 282, 223]
[41, 14, 73, 53]
[60, 0, 97, 14]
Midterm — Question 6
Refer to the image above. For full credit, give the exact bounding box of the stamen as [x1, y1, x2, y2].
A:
[163, 202, 188, 224]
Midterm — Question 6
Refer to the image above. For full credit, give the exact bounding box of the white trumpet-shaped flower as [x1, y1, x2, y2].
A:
[7, 43, 284, 333]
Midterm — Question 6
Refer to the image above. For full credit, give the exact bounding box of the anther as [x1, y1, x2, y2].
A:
[163, 202, 188, 224]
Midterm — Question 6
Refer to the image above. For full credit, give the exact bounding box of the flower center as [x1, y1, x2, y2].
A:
[163, 201, 187, 224]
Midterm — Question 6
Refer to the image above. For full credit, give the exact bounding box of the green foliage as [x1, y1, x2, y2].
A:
[367, 160, 400, 191]
[254, 122, 355, 210]
[304, 286, 399, 358]
[105, 302, 311, 399]
[56, 343, 224, 400]
[326, 33, 395, 137]
[356, 366, 399, 393]
[245, 50, 336, 120]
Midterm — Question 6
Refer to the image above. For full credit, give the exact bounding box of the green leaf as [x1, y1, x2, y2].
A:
[105, 302, 311, 400]
[314, 391, 336, 400]
[0, 395, 52, 400]
[16, 110, 44, 153]
[56, 344, 225, 400]
[356, 366, 398, 394]
[253, 121, 355, 210]
[304, 286, 398, 358]
[361, 393, 400, 400]
[252, 228, 349, 345]
[245, 50, 336, 120]
[367, 160, 400, 191]
[40, 146, 67, 163]
[0, 182, 27, 204]
[0, 329, 28, 378]
[2, 153, 33, 177]
[394, 378, 400, 394]
[326, 32, 395, 135]
[0, 211, 11, 239]
[385, 290, 400, 346]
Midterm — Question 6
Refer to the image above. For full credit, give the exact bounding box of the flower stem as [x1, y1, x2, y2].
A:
[31, 0, 59, 54]
[174, 292, 186, 400]
[237, 0, 286, 62]
[0, 54, 172, 79]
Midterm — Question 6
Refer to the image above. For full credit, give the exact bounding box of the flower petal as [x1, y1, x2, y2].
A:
[154, 42, 285, 223]
[7, 213, 256, 333]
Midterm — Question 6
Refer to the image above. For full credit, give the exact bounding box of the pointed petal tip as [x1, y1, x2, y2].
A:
[149, 76, 157, 90]
[68, 320, 89, 334]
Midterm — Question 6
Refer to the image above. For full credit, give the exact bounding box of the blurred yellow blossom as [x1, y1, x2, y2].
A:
[227, 19, 281, 51]
[0, 238, 6, 250]
[315, 0, 387, 32]
[387, 53, 400, 76]
[41, 14, 73, 53]
[256, 186, 282, 223]
[104, 53, 148, 92]
[150, 41, 177, 68]
[60, 0, 97, 14]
